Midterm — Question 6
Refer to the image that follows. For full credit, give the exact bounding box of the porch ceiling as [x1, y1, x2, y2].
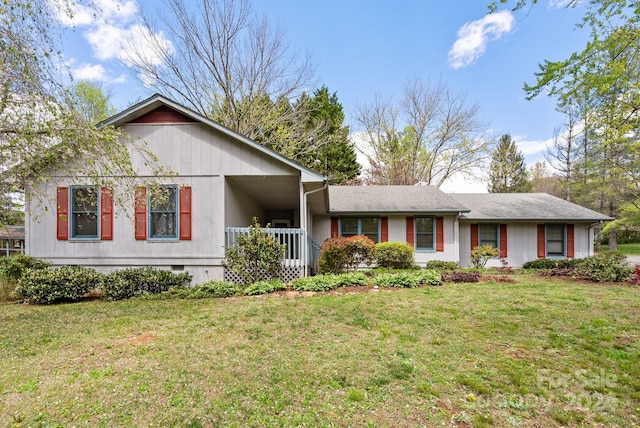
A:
[227, 176, 300, 210]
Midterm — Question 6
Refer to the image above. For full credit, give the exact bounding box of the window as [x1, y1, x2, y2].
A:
[340, 217, 379, 243]
[71, 186, 99, 238]
[479, 224, 498, 248]
[546, 224, 565, 256]
[149, 186, 178, 239]
[134, 185, 191, 241]
[57, 186, 112, 241]
[415, 216, 434, 250]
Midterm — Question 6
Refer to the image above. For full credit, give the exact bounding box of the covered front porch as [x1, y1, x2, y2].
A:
[223, 175, 326, 280]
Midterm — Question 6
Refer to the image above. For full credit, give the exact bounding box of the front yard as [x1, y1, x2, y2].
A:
[1, 275, 639, 427]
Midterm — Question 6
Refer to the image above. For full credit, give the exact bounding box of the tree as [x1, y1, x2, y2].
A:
[488, 134, 531, 193]
[125, 0, 360, 181]
[491, 0, 640, 249]
[529, 161, 561, 196]
[295, 87, 360, 184]
[355, 78, 490, 186]
[544, 101, 583, 202]
[65, 81, 117, 124]
[0, 1, 161, 225]
[125, 0, 314, 149]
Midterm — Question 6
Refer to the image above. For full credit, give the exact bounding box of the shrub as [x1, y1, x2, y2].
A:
[0, 254, 50, 282]
[290, 274, 340, 292]
[155, 281, 243, 299]
[318, 235, 376, 274]
[576, 252, 633, 282]
[244, 279, 286, 296]
[631, 265, 640, 285]
[442, 271, 481, 283]
[415, 269, 442, 286]
[14, 266, 103, 304]
[538, 267, 578, 277]
[375, 242, 415, 269]
[224, 217, 286, 284]
[522, 258, 579, 270]
[425, 260, 458, 271]
[374, 272, 419, 288]
[470, 245, 499, 268]
[336, 271, 370, 287]
[102, 266, 192, 301]
[189, 281, 243, 298]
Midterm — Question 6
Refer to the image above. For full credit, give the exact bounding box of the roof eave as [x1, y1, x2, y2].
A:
[459, 217, 613, 222]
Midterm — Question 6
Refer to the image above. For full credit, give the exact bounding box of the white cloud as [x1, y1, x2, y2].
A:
[49, 0, 94, 26]
[448, 10, 515, 69]
[50, 0, 138, 27]
[516, 137, 552, 157]
[85, 24, 128, 61]
[71, 62, 127, 83]
[120, 24, 174, 67]
[548, 0, 574, 8]
[72, 63, 109, 80]
[50, 0, 171, 77]
[439, 172, 488, 193]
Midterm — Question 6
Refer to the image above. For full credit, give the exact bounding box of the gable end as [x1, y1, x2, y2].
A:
[130, 105, 197, 124]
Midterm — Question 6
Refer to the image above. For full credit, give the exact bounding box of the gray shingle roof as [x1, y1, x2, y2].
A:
[451, 193, 612, 222]
[0, 225, 25, 239]
[328, 185, 469, 214]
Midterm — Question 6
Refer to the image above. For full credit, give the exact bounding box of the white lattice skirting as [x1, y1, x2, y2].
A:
[224, 266, 304, 284]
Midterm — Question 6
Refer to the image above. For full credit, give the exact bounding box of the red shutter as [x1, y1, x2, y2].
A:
[179, 186, 192, 240]
[406, 217, 414, 247]
[56, 187, 69, 240]
[470, 224, 479, 250]
[567, 224, 574, 258]
[499, 224, 508, 258]
[331, 217, 339, 238]
[380, 217, 388, 242]
[537, 224, 546, 258]
[436, 217, 444, 252]
[134, 187, 147, 240]
[100, 187, 113, 240]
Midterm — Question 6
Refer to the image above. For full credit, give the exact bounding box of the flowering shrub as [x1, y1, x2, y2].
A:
[318, 235, 376, 274]
[470, 245, 499, 268]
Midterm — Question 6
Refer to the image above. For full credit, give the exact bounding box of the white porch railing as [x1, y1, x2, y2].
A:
[225, 227, 320, 269]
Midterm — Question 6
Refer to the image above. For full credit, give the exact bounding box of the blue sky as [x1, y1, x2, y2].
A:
[53, 0, 590, 190]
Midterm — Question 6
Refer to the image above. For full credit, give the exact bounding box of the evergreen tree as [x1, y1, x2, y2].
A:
[488, 134, 532, 193]
[296, 87, 360, 184]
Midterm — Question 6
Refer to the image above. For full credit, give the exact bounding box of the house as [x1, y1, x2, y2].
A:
[25, 94, 612, 283]
[0, 225, 25, 257]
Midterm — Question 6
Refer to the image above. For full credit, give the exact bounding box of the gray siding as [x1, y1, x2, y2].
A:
[312, 214, 460, 267]
[459, 222, 595, 268]
[27, 122, 302, 284]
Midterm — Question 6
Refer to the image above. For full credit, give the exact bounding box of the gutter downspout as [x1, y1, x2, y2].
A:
[455, 212, 462, 266]
[301, 180, 328, 277]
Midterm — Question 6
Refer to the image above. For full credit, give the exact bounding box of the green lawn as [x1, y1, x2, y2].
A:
[602, 242, 640, 255]
[1, 275, 639, 427]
